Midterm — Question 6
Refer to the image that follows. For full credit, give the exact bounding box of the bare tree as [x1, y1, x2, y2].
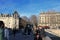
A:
[21, 16, 29, 22]
[30, 15, 38, 27]
[20, 16, 31, 27]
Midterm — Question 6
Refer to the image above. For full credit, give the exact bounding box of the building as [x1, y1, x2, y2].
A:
[19, 18, 28, 29]
[0, 11, 19, 29]
[38, 11, 60, 29]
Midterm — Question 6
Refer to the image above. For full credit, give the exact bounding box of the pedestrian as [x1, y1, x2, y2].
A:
[39, 27, 46, 37]
[0, 21, 4, 40]
[13, 27, 16, 37]
[23, 24, 28, 35]
[34, 27, 42, 40]
[28, 24, 31, 35]
[4, 27, 9, 40]
[23, 24, 32, 35]
[30, 24, 33, 34]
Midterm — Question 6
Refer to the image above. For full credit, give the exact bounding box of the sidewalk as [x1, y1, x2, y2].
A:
[9, 32, 52, 40]
[45, 29, 60, 37]
[42, 36, 52, 40]
[9, 31, 34, 40]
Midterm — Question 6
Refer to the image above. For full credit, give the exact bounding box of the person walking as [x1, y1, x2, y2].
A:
[24, 24, 33, 35]
[13, 27, 16, 37]
[27, 24, 32, 35]
[34, 27, 42, 40]
[0, 21, 4, 40]
[39, 27, 46, 37]
[23, 24, 29, 35]
[4, 27, 9, 40]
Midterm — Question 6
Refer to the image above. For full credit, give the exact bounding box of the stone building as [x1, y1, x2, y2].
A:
[38, 11, 60, 29]
[0, 11, 19, 29]
[19, 18, 28, 29]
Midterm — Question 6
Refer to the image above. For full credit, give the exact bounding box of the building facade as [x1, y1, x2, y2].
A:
[0, 11, 19, 29]
[38, 12, 60, 29]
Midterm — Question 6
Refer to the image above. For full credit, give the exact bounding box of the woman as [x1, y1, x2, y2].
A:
[0, 21, 4, 40]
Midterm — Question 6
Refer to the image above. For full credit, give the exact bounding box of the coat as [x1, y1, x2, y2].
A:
[0, 28, 4, 40]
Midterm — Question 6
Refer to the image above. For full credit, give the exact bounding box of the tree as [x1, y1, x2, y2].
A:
[20, 16, 30, 28]
[21, 16, 29, 22]
[30, 15, 38, 27]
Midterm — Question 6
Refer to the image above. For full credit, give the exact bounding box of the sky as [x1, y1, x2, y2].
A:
[0, 0, 60, 17]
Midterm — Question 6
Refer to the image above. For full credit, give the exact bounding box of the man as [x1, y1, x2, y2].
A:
[4, 27, 9, 40]
[24, 24, 32, 35]
[34, 27, 42, 40]
[13, 27, 16, 37]
[0, 21, 4, 40]
[39, 27, 46, 38]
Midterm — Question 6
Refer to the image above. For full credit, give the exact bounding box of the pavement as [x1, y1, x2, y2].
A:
[42, 36, 52, 40]
[48, 29, 60, 37]
[45, 29, 60, 40]
[7, 29, 52, 40]
[9, 29, 34, 40]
